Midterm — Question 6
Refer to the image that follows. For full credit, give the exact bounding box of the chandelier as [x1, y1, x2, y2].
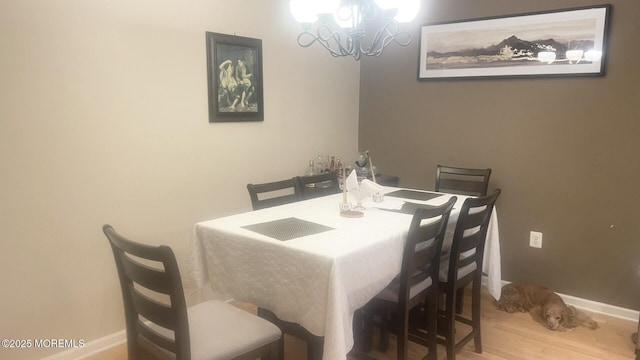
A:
[289, 0, 420, 60]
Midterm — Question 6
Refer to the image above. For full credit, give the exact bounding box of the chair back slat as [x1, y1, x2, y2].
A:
[247, 178, 299, 210]
[130, 287, 176, 330]
[437, 178, 486, 195]
[121, 254, 173, 295]
[136, 318, 177, 354]
[295, 173, 341, 200]
[408, 226, 441, 275]
[461, 209, 491, 229]
[252, 194, 298, 210]
[456, 233, 483, 255]
[435, 165, 491, 197]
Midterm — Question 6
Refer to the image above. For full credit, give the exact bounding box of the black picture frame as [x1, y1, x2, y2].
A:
[418, 5, 610, 80]
[206, 32, 263, 122]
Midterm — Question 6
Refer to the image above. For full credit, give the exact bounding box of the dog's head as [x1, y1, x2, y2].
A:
[542, 303, 572, 330]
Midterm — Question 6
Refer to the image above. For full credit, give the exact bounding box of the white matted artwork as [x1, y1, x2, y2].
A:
[418, 5, 610, 80]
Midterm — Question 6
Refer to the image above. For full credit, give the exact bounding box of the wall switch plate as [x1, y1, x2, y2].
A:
[530, 231, 543, 248]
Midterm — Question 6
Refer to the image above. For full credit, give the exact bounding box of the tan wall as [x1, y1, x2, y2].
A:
[0, 1, 360, 359]
[359, 0, 640, 309]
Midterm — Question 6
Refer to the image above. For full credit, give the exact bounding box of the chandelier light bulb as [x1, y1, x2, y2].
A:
[289, 0, 318, 24]
[334, 3, 360, 28]
[394, 0, 420, 23]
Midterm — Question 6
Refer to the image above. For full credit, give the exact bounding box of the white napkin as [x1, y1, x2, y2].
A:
[345, 169, 359, 192]
[359, 179, 383, 195]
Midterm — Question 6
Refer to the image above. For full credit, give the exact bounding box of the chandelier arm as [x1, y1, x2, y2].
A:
[356, 21, 411, 57]
[373, 31, 410, 57]
[326, 28, 356, 57]
[378, 21, 412, 47]
[322, 28, 356, 57]
[361, 25, 387, 56]
[298, 29, 350, 57]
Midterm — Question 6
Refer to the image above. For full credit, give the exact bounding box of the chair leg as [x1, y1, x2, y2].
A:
[276, 335, 285, 360]
[455, 287, 465, 314]
[472, 279, 482, 354]
[379, 311, 390, 352]
[362, 310, 374, 352]
[444, 291, 457, 360]
[353, 309, 373, 352]
[307, 336, 324, 360]
[397, 309, 409, 360]
[265, 339, 280, 360]
[427, 297, 438, 360]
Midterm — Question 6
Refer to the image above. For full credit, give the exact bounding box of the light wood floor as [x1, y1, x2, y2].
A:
[86, 289, 638, 360]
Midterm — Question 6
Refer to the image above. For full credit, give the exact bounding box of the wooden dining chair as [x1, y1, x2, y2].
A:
[435, 165, 492, 197]
[103, 224, 282, 360]
[437, 189, 501, 360]
[294, 172, 341, 200]
[361, 197, 457, 360]
[435, 165, 492, 314]
[247, 178, 299, 210]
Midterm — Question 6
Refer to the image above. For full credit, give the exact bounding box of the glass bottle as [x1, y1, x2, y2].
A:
[306, 160, 314, 176]
[325, 155, 331, 174]
[316, 155, 324, 174]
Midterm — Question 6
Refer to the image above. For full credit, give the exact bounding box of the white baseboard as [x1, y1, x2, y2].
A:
[485, 277, 639, 322]
[41, 330, 126, 360]
[559, 292, 639, 322]
[43, 281, 639, 359]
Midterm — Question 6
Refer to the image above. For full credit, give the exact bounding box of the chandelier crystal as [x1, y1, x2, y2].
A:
[289, 0, 420, 60]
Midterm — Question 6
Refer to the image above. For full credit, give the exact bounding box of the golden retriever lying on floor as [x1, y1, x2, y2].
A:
[497, 283, 598, 330]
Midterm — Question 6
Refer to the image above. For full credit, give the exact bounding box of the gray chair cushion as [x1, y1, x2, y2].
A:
[375, 274, 433, 303]
[149, 300, 281, 360]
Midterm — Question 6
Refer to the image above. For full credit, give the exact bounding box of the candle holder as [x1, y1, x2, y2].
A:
[350, 189, 367, 210]
[372, 192, 384, 203]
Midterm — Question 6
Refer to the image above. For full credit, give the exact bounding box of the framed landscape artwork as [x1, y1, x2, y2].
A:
[418, 5, 610, 80]
[206, 32, 263, 122]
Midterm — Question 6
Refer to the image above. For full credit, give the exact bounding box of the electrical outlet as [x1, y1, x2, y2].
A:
[529, 231, 543, 248]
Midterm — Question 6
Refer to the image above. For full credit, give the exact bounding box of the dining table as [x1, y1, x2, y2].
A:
[187, 186, 501, 360]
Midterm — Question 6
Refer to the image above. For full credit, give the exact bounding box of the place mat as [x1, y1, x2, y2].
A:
[380, 201, 436, 215]
[242, 217, 334, 241]
[385, 189, 444, 202]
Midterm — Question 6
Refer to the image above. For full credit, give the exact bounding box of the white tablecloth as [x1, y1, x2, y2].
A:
[187, 188, 500, 360]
